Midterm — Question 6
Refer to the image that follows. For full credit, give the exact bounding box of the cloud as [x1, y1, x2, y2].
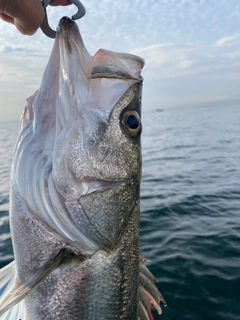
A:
[1, 46, 36, 54]
[214, 34, 240, 47]
[132, 43, 200, 75]
[0, 0, 240, 119]
[0, 51, 49, 120]
[132, 37, 240, 110]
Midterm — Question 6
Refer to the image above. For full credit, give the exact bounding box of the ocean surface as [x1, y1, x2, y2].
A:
[0, 104, 240, 319]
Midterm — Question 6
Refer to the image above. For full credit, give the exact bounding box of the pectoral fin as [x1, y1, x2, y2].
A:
[0, 250, 64, 319]
[138, 258, 167, 320]
[0, 261, 25, 320]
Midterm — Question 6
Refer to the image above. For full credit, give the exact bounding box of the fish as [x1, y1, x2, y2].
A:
[0, 17, 166, 320]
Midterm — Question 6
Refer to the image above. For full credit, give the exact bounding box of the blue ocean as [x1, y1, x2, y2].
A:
[0, 104, 240, 319]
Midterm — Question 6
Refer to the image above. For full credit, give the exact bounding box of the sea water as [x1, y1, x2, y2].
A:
[0, 104, 240, 319]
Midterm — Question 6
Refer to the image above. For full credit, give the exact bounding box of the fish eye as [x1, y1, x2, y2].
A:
[121, 110, 141, 138]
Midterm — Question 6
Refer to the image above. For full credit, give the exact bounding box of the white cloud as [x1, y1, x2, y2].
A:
[132, 38, 240, 110]
[0, 51, 49, 120]
[0, 0, 240, 120]
[214, 34, 240, 47]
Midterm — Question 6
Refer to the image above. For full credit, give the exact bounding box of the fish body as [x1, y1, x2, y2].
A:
[0, 17, 165, 320]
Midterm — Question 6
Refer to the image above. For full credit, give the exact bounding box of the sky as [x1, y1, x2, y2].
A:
[0, 0, 240, 120]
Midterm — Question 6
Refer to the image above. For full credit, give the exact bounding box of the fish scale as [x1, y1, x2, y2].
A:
[22, 205, 139, 320]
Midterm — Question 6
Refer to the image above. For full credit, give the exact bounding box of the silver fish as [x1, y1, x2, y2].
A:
[0, 17, 166, 320]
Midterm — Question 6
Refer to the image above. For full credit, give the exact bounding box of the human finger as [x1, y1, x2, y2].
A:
[0, 0, 44, 35]
[0, 12, 14, 24]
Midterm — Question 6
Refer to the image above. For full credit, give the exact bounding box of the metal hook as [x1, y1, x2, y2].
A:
[40, 0, 86, 39]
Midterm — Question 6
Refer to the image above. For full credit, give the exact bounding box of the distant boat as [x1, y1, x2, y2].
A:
[156, 108, 163, 112]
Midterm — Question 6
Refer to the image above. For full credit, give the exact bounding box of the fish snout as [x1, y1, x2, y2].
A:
[58, 16, 77, 31]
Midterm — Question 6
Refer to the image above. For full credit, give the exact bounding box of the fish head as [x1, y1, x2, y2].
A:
[17, 17, 144, 254]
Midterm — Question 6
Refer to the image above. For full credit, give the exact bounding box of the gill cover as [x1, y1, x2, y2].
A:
[13, 17, 144, 255]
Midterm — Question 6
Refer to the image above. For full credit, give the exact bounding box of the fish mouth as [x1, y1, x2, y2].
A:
[57, 16, 79, 36]
[56, 16, 144, 84]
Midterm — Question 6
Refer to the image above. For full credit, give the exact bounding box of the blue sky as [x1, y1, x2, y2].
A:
[0, 0, 239, 120]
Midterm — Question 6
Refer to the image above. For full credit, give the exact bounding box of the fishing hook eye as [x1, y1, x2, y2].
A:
[40, 0, 86, 39]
